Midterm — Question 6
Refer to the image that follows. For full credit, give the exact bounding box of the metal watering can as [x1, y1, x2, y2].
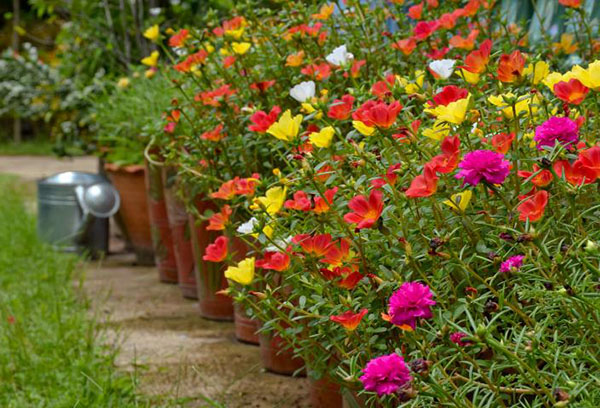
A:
[37, 172, 120, 257]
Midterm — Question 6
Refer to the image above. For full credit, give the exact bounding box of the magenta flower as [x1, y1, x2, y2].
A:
[359, 353, 413, 396]
[500, 255, 525, 273]
[450, 332, 472, 347]
[455, 150, 511, 186]
[534, 116, 578, 151]
[388, 282, 436, 329]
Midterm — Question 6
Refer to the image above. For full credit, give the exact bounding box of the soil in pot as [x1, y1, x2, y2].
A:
[188, 196, 233, 321]
[105, 163, 154, 266]
[162, 167, 196, 298]
[259, 331, 305, 376]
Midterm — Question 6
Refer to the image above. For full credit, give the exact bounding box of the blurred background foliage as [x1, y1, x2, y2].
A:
[0, 0, 599, 155]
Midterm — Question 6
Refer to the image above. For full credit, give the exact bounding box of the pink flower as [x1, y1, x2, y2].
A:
[455, 150, 510, 186]
[388, 282, 436, 329]
[500, 255, 525, 273]
[359, 353, 413, 396]
[450, 332, 472, 346]
[534, 116, 578, 151]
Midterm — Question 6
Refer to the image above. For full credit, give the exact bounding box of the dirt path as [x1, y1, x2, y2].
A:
[3, 156, 310, 408]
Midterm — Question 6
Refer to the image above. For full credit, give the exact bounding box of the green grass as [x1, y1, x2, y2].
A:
[0, 175, 147, 407]
[0, 140, 55, 156]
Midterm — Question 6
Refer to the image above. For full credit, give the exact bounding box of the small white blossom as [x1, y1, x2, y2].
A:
[237, 217, 259, 234]
[326, 45, 354, 66]
[428, 59, 456, 80]
[290, 80, 316, 102]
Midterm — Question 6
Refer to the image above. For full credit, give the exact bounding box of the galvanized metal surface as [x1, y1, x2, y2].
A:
[37, 171, 119, 257]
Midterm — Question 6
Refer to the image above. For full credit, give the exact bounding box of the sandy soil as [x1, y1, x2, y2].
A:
[3, 156, 310, 408]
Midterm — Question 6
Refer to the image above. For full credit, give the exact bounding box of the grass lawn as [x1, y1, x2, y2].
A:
[0, 140, 56, 156]
[0, 175, 148, 407]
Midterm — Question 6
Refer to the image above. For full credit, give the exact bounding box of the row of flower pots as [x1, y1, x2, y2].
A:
[105, 162, 344, 407]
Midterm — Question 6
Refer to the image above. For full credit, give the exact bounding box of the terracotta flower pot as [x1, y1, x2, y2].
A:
[189, 196, 233, 320]
[105, 163, 154, 265]
[309, 375, 343, 408]
[162, 168, 196, 298]
[234, 304, 260, 345]
[143, 160, 178, 283]
[258, 331, 305, 376]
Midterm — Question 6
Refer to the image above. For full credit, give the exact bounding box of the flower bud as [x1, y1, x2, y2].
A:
[584, 240, 599, 254]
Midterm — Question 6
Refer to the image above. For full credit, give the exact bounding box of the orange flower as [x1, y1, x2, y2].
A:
[449, 30, 479, 50]
[301, 62, 331, 81]
[392, 37, 417, 55]
[577, 146, 600, 181]
[203, 236, 228, 262]
[408, 2, 423, 19]
[516, 190, 548, 223]
[352, 100, 402, 128]
[491, 132, 515, 154]
[517, 165, 553, 187]
[330, 309, 368, 331]
[312, 3, 334, 20]
[462, 39, 492, 74]
[206, 205, 232, 231]
[405, 165, 439, 198]
[313, 187, 338, 214]
[345, 59, 366, 78]
[322, 238, 354, 267]
[256, 251, 290, 271]
[284, 191, 312, 211]
[559, 0, 581, 7]
[497, 50, 525, 83]
[168, 29, 189, 47]
[428, 136, 460, 174]
[343, 190, 384, 229]
[286, 51, 305, 67]
[553, 79, 589, 105]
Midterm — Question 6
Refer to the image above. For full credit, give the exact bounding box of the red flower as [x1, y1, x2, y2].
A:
[577, 146, 600, 181]
[248, 106, 281, 133]
[313, 187, 338, 214]
[516, 190, 548, 222]
[203, 236, 228, 262]
[554, 79, 589, 105]
[256, 251, 290, 271]
[343, 190, 384, 229]
[517, 165, 553, 187]
[428, 136, 460, 174]
[405, 165, 439, 197]
[223, 55, 236, 68]
[449, 30, 479, 50]
[413, 21, 439, 40]
[497, 50, 525, 83]
[201, 124, 226, 141]
[352, 100, 402, 128]
[554, 160, 595, 186]
[293, 234, 333, 257]
[330, 309, 368, 331]
[491, 132, 515, 154]
[327, 95, 355, 120]
[284, 191, 312, 211]
[206, 205, 232, 231]
[301, 62, 331, 80]
[322, 238, 354, 267]
[338, 270, 364, 289]
[345, 60, 366, 78]
[429, 85, 469, 107]
[250, 80, 276, 93]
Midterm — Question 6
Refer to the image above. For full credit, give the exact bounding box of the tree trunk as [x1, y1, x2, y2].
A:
[12, 0, 21, 143]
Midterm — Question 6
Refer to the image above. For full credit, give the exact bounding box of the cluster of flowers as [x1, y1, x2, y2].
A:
[142, 0, 600, 405]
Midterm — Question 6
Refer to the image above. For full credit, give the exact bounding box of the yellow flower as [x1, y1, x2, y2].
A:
[252, 186, 287, 215]
[143, 25, 160, 42]
[267, 110, 302, 142]
[309, 126, 335, 148]
[352, 121, 375, 136]
[141, 51, 159, 67]
[443, 190, 472, 212]
[404, 70, 425, 94]
[225, 27, 245, 40]
[224, 257, 255, 285]
[232, 42, 251, 55]
[523, 61, 549, 85]
[301, 102, 316, 113]
[144, 69, 156, 79]
[458, 68, 480, 84]
[422, 120, 451, 141]
[425, 95, 471, 125]
[552, 33, 577, 54]
[116, 77, 130, 89]
[488, 93, 539, 119]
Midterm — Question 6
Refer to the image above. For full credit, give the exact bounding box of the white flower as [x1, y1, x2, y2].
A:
[290, 80, 316, 102]
[265, 236, 293, 252]
[326, 45, 354, 66]
[428, 59, 456, 80]
[237, 217, 259, 234]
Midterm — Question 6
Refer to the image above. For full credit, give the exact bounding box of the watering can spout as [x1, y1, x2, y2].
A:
[74, 183, 120, 243]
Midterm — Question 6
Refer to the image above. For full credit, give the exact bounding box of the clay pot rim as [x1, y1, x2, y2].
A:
[104, 162, 146, 174]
